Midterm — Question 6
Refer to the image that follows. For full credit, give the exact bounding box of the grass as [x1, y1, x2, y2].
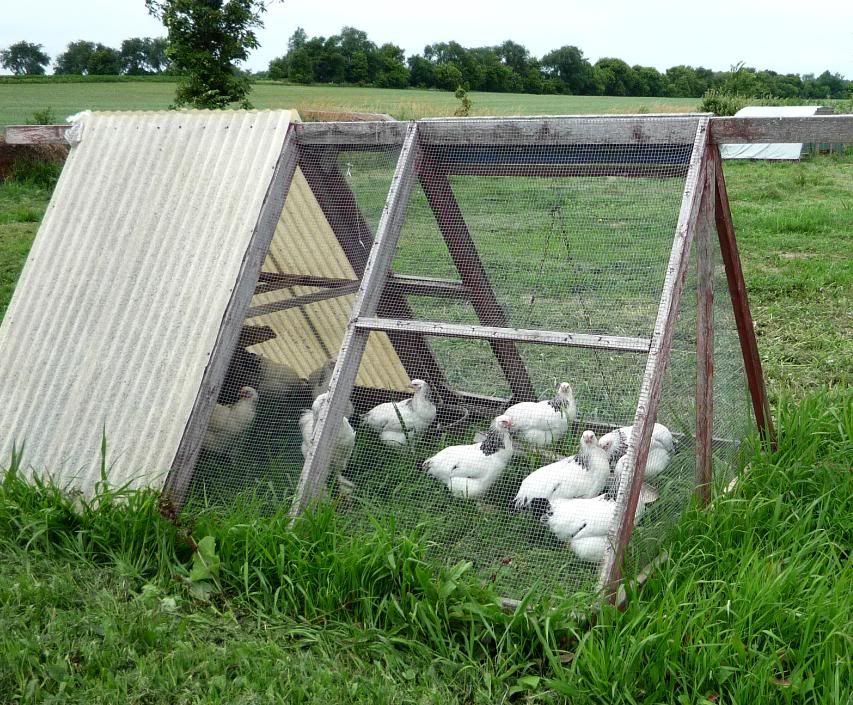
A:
[0, 80, 700, 127]
[0, 135, 850, 701]
[0, 182, 48, 320]
[0, 391, 849, 703]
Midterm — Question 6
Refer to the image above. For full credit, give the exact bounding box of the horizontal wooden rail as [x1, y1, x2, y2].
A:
[4, 124, 72, 145]
[447, 164, 691, 178]
[7, 115, 851, 147]
[709, 115, 853, 144]
[356, 317, 651, 353]
[386, 274, 469, 299]
[255, 272, 357, 295]
[295, 121, 408, 146]
[418, 116, 702, 145]
[246, 283, 360, 318]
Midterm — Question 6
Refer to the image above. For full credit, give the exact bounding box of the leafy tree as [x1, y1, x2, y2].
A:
[54, 40, 97, 74]
[424, 41, 481, 89]
[267, 55, 287, 80]
[806, 70, 848, 98]
[633, 65, 666, 97]
[665, 65, 707, 97]
[541, 45, 593, 94]
[374, 44, 409, 89]
[54, 40, 121, 75]
[145, 0, 276, 108]
[288, 27, 307, 52]
[433, 62, 463, 91]
[87, 45, 123, 74]
[0, 41, 50, 75]
[120, 37, 169, 74]
[594, 58, 640, 96]
[496, 40, 530, 77]
[263, 26, 850, 99]
[407, 54, 435, 88]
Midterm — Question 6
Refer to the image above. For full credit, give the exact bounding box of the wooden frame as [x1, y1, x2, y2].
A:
[7, 114, 850, 148]
[599, 117, 712, 598]
[290, 122, 421, 518]
[711, 144, 776, 449]
[695, 155, 716, 505]
[296, 140, 453, 399]
[418, 154, 537, 402]
[288, 115, 782, 599]
[356, 317, 651, 353]
[163, 125, 300, 507]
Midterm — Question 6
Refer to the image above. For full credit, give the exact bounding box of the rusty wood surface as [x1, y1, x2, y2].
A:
[695, 157, 716, 506]
[710, 115, 853, 144]
[711, 144, 776, 450]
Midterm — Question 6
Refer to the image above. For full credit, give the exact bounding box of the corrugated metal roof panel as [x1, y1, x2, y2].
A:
[247, 167, 411, 392]
[0, 110, 296, 496]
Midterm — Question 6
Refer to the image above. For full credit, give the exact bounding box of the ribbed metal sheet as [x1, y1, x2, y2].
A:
[248, 167, 411, 392]
[0, 110, 295, 496]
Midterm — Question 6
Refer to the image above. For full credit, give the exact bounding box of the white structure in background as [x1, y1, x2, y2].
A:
[720, 105, 821, 160]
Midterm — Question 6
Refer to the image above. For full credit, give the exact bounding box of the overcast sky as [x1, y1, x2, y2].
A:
[2, 0, 852, 78]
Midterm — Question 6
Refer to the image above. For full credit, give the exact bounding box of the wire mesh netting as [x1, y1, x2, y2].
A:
[186, 136, 407, 505]
[186, 116, 756, 600]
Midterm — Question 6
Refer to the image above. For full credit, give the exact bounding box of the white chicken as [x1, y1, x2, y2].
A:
[306, 358, 354, 418]
[503, 382, 576, 448]
[298, 392, 356, 495]
[361, 379, 436, 446]
[511, 430, 610, 511]
[202, 386, 259, 456]
[422, 415, 514, 500]
[598, 422, 675, 468]
[539, 486, 658, 562]
[608, 447, 672, 492]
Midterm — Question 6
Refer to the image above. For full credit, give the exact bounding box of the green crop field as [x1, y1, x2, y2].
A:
[0, 128, 850, 703]
[0, 79, 699, 127]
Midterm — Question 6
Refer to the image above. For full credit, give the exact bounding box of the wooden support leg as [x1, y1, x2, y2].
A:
[290, 124, 421, 519]
[418, 157, 537, 402]
[696, 157, 716, 506]
[298, 147, 451, 397]
[599, 118, 711, 600]
[710, 145, 776, 451]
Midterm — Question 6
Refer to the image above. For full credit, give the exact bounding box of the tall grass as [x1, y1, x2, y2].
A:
[0, 391, 849, 703]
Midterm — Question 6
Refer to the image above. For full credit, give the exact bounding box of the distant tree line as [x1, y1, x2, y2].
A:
[2, 30, 850, 101]
[267, 27, 851, 99]
[0, 38, 170, 77]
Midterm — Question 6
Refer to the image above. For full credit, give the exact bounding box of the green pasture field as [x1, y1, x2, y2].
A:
[0, 139, 850, 702]
[0, 80, 699, 127]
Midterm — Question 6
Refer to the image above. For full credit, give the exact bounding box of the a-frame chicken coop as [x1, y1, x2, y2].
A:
[2, 111, 849, 601]
[285, 114, 772, 599]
